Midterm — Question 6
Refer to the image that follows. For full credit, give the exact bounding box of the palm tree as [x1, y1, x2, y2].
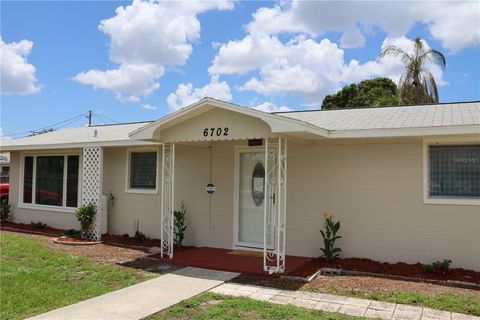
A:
[380, 37, 446, 104]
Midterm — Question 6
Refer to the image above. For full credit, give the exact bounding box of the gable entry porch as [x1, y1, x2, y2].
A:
[130, 98, 324, 274]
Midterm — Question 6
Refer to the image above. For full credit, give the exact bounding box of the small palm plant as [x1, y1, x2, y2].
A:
[174, 202, 187, 248]
[320, 211, 342, 261]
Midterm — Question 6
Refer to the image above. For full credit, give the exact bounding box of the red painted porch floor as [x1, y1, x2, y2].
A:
[151, 247, 313, 276]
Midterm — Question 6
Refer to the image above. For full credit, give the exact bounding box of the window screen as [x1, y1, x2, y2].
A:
[130, 152, 157, 189]
[35, 156, 64, 206]
[429, 145, 480, 198]
[23, 156, 34, 203]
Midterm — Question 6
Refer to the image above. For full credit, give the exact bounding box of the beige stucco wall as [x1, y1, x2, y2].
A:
[286, 138, 479, 271]
[6, 137, 480, 271]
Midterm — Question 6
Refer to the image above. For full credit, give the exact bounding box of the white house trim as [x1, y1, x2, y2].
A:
[18, 151, 83, 213]
[128, 97, 329, 142]
[124, 146, 161, 195]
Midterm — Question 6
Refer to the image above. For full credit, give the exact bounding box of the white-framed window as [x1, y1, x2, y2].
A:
[423, 138, 480, 205]
[20, 153, 81, 211]
[125, 147, 159, 194]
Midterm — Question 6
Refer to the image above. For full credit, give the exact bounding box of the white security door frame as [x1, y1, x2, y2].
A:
[263, 137, 287, 274]
[160, 142, 175, 258]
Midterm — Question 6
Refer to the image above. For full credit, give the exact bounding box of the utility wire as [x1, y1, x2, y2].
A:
[93, 112, 119, 124]
[5, 111, 119, 138]
[5, 112, 87, 137]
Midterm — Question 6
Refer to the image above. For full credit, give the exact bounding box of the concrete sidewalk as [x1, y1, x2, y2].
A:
[29, 267, 239, 320]
[211, 283, 479, 320]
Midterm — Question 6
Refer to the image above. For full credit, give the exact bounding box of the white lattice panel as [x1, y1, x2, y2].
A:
[81, 147, 103, 241]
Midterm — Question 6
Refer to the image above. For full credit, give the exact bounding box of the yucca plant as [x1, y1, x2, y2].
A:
[174, 202, 187, 248]
[320, 211, 342, 261]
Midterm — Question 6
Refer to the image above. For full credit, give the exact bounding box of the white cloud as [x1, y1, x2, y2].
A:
[210, 0, 455, 107]
[141, 103, 156, 110]
[209, 34, 286, 75]
[0, 37, 40, 95]
[253, 101, 291, 113]
[166, 75, 232, 111]
[340, 28, 365, 49]
[244, 0, 480, 52]
[74, 63, 164, 102]
[75, 0, 233, 101]
[212, 34, 447, 106]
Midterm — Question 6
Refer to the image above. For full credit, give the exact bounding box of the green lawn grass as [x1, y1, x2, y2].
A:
[0, 233, 154, 320]
[307, 285, 480, 316]
[145, 292, 369, 320]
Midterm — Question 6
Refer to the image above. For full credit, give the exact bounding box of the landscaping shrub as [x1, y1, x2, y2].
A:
[320, 211, 342, 261]
[30, 221, 47, 229]
[0, 200, 10, 222]
[133, 231, 148, 242]
[75, 203, 96, 238]
[425, 259, 452, 275]
[60, 229, 82, 238]
[174, 202, 187, 248]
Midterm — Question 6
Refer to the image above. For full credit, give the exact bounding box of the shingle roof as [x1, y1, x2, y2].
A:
[0, 121, 154, 150]
[276, 101, 480, 131]
[1, 101, 479, 151]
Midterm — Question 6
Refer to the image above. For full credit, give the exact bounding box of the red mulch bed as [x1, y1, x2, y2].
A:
[3, 222, 479, 285]
[290, 257, 480, 284]
[1, 221, 64, 236]
[102, 234, 161, 248]
[101, 234, 196, 253]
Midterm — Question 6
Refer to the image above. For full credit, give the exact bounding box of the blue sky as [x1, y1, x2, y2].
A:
[1, 0, 479, 138]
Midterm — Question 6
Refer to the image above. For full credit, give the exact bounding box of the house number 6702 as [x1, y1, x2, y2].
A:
[203, 127, 229, 137]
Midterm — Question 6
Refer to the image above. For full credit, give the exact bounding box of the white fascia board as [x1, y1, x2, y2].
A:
[328, 125, 480, 138]
[0, 140, 161, 151]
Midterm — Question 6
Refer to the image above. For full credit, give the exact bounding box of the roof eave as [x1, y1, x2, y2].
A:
[328, 125, 480, 138]
[0, 139, 161, 152]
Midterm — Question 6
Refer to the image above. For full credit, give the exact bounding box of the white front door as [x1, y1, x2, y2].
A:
[236, 149, 273, 249]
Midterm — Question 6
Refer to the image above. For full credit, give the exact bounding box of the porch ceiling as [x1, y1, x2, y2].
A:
[129, 98, 328, 143]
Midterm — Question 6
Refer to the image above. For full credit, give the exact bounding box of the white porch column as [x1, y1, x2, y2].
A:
[263, 137, 287, 274]
[81, 146, 104, 241]
[161, 142, 175, 258]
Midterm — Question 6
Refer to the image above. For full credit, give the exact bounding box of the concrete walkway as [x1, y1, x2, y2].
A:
[29, 267, 239, 320]
[211, 283, 479, 320]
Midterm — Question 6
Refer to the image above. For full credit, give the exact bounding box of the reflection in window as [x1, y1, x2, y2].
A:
[429, 145, 480, 198]
[252, 162, 265, 206]
[66, 155, 79, 207]
[130, 152, 157, 189]
[23, 156, 33, 203]
[35, 156, 64, 206]
[22, 154, 80, 208]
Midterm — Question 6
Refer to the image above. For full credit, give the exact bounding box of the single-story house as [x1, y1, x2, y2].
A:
[1, 98, 479, 273]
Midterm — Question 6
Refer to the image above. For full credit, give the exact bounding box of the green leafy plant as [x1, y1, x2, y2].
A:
[425, 259, 452, 275]
[174, 202, 187, 248]
[60, 229, 82, 238]
[320, 211, 342, 261]
[0, 200, 10, 222]
[75, 203, 96, 238]
[133, 231, 148, 242]
[30, 221, 47, 229]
